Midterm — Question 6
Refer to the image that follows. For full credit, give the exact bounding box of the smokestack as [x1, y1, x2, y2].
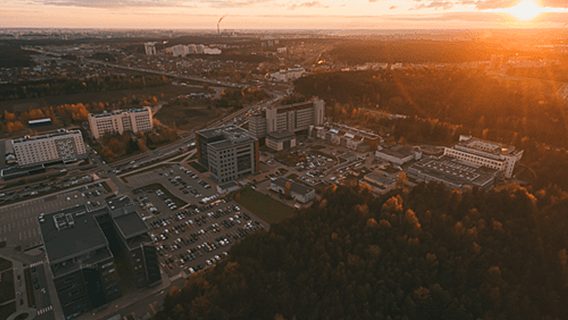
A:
[217, 15, 226, 35]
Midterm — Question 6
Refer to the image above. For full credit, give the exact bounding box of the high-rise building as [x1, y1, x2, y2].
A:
[265, 98, 325, 134]
[196, 125, 259, 183]
[248, 111, 268, 139]
[88, 107, 153, 139]
[39, 196, 160, 319]
[144, 42, 157, 56]
[443, 135, 523, 178]
[11, 129, 87, 167]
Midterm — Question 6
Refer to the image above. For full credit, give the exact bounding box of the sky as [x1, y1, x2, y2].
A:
[1, 0, 568, 29]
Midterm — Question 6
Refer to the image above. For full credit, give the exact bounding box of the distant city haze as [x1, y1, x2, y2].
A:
[2, 0, 568, 29]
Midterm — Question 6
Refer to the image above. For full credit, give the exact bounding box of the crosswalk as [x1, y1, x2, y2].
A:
[29, 260, 44, 268]
[36, 305, 53, 316]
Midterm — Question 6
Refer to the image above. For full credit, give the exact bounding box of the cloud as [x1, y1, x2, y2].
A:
[288, 1, 328, 10]
[413, 0, 568, 10]
[36, 0, 272, 8]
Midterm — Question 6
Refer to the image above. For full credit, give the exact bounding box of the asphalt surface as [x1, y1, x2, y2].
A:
[0, 182, 111, 249]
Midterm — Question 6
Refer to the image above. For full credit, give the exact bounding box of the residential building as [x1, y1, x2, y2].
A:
[11, 129, 87, 167]
[144, 42, 157, 56]
[266, 98, 325, 134]
[196, 125, 259, 183]
[443, 135, 523, 178]
[88, 107, 153, 139]
[203, 47, 222, 55]
[165, 44, 189, 57]
[375, 145, 422, 166]
[270, 66, 306, 82]
[406, 156, 499, 189]
[265, 131, 296, 151]
[270, 177, 315, 204]
[39, 197, 160, 319]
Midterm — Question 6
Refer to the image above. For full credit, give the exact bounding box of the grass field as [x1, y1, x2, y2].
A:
[235, 188, 295, 224]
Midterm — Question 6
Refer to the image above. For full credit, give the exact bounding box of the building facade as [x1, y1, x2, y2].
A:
[196, 125, 259, 183]
[144, 42, 157, 56]
[248, 112, 268, 139]
[11, 129, 87, 167]
[265, 99, 325, 134]
[88, 107, 153, 139]
[443, 135, 523, 178]
[265, 131, 296, 151]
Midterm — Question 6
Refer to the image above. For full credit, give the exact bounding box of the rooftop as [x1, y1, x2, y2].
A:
[377, 145, 418, 159]
[107, 196, 148, 240]
[364, 171, 398, 186]
[12, 129, 82, 144]
[267, 130, 295, 141]
[455, 135, 518, 156]
[89, 106, 151, 118]
[198, 125, 256, 149]
[40, 206, 108, 264]
[407, 156, 498, 189]
[273, 177, 314, 196]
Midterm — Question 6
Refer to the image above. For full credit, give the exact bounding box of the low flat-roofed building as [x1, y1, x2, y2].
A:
[270, 177, 315, 204]
[28, 118, 52, 127]
[444, 135, 523, 178]
[312, 123, 381, 152]
[360, 171, 398, 195]
[266, 131, 296, 151]
[376, 145, 422, 166]
[406, 156, 498, 189]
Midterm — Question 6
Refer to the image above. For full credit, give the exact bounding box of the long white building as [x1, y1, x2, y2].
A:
[88, 107, 153, 139]
[443, 135, 523, 178]
[11, 129, 87, 167]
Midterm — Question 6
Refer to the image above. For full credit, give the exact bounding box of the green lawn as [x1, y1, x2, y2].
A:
[235, 188, 295, 224]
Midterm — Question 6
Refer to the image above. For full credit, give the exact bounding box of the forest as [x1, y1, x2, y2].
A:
[0, 74, 169, 101]
[295, 69, 568, 190]
[154, 183, 568, 320]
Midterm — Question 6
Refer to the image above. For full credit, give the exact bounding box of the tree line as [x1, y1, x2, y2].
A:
[154, 183, 568, 320]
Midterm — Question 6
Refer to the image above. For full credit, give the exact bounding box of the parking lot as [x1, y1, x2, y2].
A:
[125, 164, 269, 277]
[0, 182, 111, 249]
[127, 164, 217, 206]
[146, 199, 267, 277]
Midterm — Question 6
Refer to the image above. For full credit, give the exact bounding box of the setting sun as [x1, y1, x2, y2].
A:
[508, 0, 543, 21]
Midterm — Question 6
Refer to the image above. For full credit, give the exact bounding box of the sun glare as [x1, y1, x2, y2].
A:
[508, 0, 543, 21]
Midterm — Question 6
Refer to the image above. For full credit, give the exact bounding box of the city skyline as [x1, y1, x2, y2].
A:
[2, 0, 568, 29]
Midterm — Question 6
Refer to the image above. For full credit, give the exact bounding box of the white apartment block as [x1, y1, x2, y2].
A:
[266, 99, 325, 134]
[270, 66, 306, 82]
[144, 42, 157, 56]
[88, 107, 153, 139]
[12, 129, 87, 167]
[443, 135, 523, 178]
